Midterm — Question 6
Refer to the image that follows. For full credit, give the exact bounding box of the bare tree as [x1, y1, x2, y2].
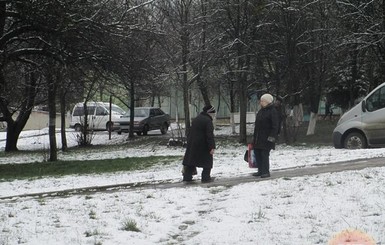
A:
[328, 0, 385, 111]
[0, 1, 49, 151]
[213, 0, 268, 143]
[156, 0, 196, 135]
[303, 1, 338, 135]
[45, 60, 58, 161]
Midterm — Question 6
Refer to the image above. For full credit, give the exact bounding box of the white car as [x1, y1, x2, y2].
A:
[70, 102, 125, 131]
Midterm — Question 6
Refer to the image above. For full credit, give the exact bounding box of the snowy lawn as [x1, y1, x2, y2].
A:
[0, 125, 384, 244]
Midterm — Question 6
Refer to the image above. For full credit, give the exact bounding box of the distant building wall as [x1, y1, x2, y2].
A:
[231, 112, 256, 124]
[23, 110, 70, 130]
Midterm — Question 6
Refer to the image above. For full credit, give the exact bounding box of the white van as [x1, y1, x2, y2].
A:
[333, 82, 385, 149]
[69, 102, 125, 131]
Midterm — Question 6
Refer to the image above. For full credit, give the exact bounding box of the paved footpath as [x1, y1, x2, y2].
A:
[1, 157, 385, 201]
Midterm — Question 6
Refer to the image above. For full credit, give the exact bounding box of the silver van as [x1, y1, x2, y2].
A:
[70, 102, 125, 131]
[333, 82, 385, 149]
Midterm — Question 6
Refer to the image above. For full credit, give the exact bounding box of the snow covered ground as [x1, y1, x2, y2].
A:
[0, 125, 384, 244]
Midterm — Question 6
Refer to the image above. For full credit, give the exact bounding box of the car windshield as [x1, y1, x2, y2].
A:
[124, 109, 149, 117]
[111, 105, 126, 115]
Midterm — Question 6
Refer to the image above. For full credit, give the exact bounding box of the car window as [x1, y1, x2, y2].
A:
[73, 106, 95, 116]
[86, 106, 96, 115]
[95, 106, 107, 115]
[156, 109, 164, 116]
[134, 109, 149, 117]
[150, 109, 156, 117]
[366, 86, 385, 112]
[73, 107, 84, 116]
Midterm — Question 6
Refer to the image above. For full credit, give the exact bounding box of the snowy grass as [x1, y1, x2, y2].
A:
[0, 126, 384, 244]
[0, 155, 179, 180]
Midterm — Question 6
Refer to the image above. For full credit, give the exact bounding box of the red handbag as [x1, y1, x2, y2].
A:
[247, 144, 258, 168]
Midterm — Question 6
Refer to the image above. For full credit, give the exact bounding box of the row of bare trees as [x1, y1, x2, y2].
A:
[1, 0, 384, 160]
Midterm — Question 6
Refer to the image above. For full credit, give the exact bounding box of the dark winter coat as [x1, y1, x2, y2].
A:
[253, 103, 280, 150]
[182, 112, 216, 168]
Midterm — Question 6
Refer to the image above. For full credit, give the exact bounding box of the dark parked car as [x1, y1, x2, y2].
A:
[113, 107, 171, 135]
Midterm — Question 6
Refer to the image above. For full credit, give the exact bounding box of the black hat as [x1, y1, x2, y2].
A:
[203, 105, 216, 113]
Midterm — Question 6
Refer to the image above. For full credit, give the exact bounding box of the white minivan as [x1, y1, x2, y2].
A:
[69, 102, 125, 131]
[333, 82, 385, 149]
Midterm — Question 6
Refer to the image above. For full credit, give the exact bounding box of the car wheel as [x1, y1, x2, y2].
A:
[74, 124, 82, 132]
[106, 122, 113, 132]
[343, 132, 367, 149]
[143, 125, 149, 136]
[117, 131, 122, 135]
[160, 123, 168, 134]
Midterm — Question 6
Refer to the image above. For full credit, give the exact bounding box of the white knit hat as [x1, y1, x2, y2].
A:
[260, 93, 274, 104]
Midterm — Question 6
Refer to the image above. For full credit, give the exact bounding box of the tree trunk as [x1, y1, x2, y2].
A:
[1, 71, 36, 152]
[306, 112, 318, 135]
[306, 75, 321, 136]
[238, 55, 250, 144]
[238, 77, 247, 143]
[196, 76, 211, 106]
[48, 69, 57, 161]
[182, 40, 190, 136]
[183, 81, 190, 136]
[80, 102, 90, 146]
[285, 104, 303, 143]
[0, 2, 5, 37]
[380, 0, 385, 86]
[230, 80, 236, 134]
[60, 83, 68, 151]
[195, 0, 211, 106]
[382, 0, 385, 60]
[349, 47, 359, 108]
[281, 113, 289, 144]
[5, 121, 22, 151]
[129, 79, 135, 138]
[181, 20, 191, 136]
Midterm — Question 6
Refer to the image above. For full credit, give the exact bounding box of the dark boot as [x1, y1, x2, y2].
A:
[201, 168, 213, 182]
[252, 171, 262, 177]
[183, 175, 193, 182]
[201, 177, 215, 183]
[182, 165, 195, 181]
[260, 173, 270, 178]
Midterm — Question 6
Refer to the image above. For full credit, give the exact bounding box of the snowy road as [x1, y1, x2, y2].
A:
[1, 156, 384, 201]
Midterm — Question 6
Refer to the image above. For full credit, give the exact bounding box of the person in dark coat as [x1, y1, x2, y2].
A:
[182, 105, 216, 183]
[274, 96, 284, 138]
[323, 99, 333, 120]
[252, 93, 279, 178]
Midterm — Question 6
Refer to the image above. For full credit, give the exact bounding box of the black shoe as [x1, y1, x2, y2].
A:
[183, 176, 193, 182]
[252, 172, 262, 177]
[183, 179, 194, 182]
[201, 177, 215, 183]
[260, 173, 270, 178]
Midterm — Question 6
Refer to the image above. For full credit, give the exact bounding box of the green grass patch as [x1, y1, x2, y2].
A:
[289, 119, 337, 146]
[0, 156, 180, 181]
